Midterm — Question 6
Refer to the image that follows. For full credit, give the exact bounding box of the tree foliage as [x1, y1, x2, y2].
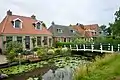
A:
[100, 25, 111, 36]
[110, 7, 120, 37]
[100, 25, 106, 32]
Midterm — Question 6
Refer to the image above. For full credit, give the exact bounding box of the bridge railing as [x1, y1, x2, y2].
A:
[64, 43, 120, 53]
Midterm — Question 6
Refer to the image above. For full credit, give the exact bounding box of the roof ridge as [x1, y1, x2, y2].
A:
[12, 15, 31, 18]
[54, 24, 69, 27]
[84, 24, 98, 26]
[1, 15, 9, 33]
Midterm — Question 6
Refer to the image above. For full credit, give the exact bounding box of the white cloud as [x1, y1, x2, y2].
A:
[0, 0, 120, 27]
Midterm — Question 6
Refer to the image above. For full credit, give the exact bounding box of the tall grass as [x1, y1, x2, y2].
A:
[74, 53, 120, 80]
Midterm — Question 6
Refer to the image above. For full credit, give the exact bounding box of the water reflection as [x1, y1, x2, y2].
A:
[42, 67, 74, 80]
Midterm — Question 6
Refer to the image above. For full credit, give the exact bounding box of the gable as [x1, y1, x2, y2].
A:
[72, 24, 99, 37]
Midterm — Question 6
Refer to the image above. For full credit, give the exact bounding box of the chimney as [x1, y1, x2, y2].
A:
[76, 23, 84, 26]
[7, 10, 12, 15]
[51, 21, 55, 25]
[69, 24, 72, 26]
[31, 15, 36, 19]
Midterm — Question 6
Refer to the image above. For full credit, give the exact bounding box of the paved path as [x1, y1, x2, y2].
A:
[0, 55, 8, 64]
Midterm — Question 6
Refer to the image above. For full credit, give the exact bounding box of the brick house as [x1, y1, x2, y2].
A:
[72, 23, 102, 41]
[48, 22, 80, 43]
[0, 10, 52, 51]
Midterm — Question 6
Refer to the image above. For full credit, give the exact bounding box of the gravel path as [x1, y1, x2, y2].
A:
[0, 55, 7, 64]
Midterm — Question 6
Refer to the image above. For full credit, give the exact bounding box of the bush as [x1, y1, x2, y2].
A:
[61, 47, 71, 56]
[21, 50, 33, 55]
[54, 48, 61, 55]
[36, 47, 47, 58]
[6, 49, 16, 62]
[73, 38, 89, 44]
[32, 47, 40, 52]
[94, 37, 120, 44]
[6, 41, 23, 54]
[56, 42, 75, 47]
[47, 49, 55, 55]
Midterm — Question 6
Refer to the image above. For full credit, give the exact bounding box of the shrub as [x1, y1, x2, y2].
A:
[6, 49, 16, 62]
[73, 38, 89, 44]
[22, 50, 33, 55]
[36, 47, 47, 58]
[56, 42, 75, 47]
[32, 47, 40, 51]
[61, 47, 71, 56]
[54, 48, 61, 55]
[6, 41, 23, 54]
[47, 49, 55, 55]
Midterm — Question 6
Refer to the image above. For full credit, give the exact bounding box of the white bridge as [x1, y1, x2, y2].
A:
[64, 43, 120, 53]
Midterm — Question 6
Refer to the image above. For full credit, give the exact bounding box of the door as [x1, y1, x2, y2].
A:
[25, 36, 30, 49]
[64, 38, 66, 42]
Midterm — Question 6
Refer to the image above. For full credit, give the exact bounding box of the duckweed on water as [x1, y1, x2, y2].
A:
[0, 61, 48, 75]
[0, 56, 90, 76]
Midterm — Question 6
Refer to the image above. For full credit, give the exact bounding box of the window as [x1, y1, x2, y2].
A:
[49, 38, 52, 46]
[17, 36, 22, 43]
[57, 28, 63, 33]
[36, 22, 41, 29]
[44, 36, 47, 45]
[95, 32, 97, 34]
[57, 38, 62, 42]
[6, 36, 13, 42]
[91, 32, 94, 34]
[70, 30, 75, 33]
[68, 38, 71, 42]
[64, 38, 66, 42]
[37, 36, 41, 46]
[14, 20, 21, 28]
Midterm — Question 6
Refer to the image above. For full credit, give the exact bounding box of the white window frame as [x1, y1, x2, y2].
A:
[70, 30, 75, 33]
[57, 28, 63, 33]
[35, 21, 42, 30]
[13, 18, 23, 29]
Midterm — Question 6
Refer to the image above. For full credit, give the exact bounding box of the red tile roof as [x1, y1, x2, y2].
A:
[72, 24, 99, 38]
[0, 14, 52, 35]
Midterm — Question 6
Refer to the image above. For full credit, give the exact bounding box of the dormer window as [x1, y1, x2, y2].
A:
[12, 18, 22, 28]
[15, 20, 21, 28]
[33, 21, 42, 30]
[57, 28, 63, 33]
[36, 22, 41, 29]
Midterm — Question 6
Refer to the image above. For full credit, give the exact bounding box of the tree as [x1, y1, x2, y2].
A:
[110, 7, 120, 37]
[105, 27, 111, 36]
[100, 25, 111, 36]
[100, 25, 107, 32]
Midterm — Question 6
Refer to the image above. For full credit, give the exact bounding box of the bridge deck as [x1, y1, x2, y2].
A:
[71, 49, 114, 53]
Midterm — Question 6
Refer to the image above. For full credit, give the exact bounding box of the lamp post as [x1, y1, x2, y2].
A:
[18, 53, 21, 71]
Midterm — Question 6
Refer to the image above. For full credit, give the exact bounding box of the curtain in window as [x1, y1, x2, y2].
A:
[15, 20, 21, 28]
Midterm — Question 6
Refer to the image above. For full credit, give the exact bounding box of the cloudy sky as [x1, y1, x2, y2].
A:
[0, 0, 120, 27]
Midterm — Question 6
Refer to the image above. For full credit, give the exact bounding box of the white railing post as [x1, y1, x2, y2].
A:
[83, 44, 86, 51]
[100, 44, 103, 53]
[108, 43, 111, 51]
[91, 44, 94, 52]
[118, 44, 120, 51]
[70, 45, 72, 49]
[76, 45, 78, 51]
[79, 44, 81, 49]
[111, 45, 114, 53]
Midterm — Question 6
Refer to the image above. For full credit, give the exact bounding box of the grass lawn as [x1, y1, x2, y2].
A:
[74, 53, 120, 80]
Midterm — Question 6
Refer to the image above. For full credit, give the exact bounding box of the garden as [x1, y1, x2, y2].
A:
[0, 41, 91, 80]
[1, 37, 119, 80]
